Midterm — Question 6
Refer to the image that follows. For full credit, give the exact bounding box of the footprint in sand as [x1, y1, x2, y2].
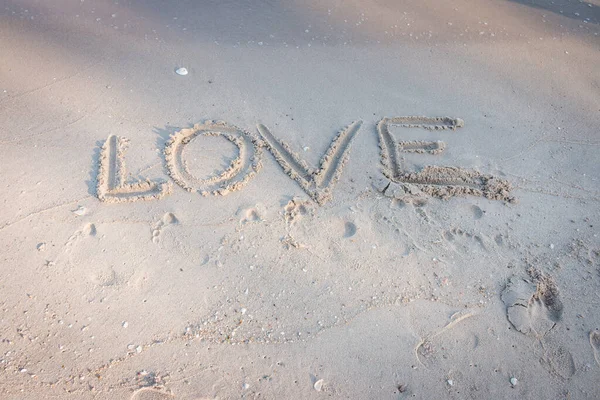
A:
[442, 227, 488, 253]
[130, 387, 174, 400]
[590, 330, 600, 367]
[65, 223, 97, 251]
[501, 271, 563, 337]
[237, 203, 266, 224]
[415, 309, 476, 368]
[545, 343, 575, 379]
[283, 197, 310, 224]
[152, 213, 178, 244]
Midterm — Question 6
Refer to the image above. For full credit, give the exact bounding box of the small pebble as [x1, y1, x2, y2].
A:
[122, 321, 128, 328]
[447, 379, 454, 386]
[510, 377, 518, 386]
[36, 243, 46, 251]
[175, 67, 188, 76]
[242, 383, 250, 390]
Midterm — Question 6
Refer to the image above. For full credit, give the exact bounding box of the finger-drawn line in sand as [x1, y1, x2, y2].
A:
[131, 387, 174, 400]
[0, 195, 92, 232]
[0, 112, 89, 145]
[501, 269, 563, 337]
[0, 63, 94, 107]
[257, 121, 363, 205]
[590, 330, 600, 367]
[49, 295, 484, 391]
[97, 135, 172, 203]
[398, 140, 446, 155]
[377, 117, 514, 202]
[165, 121, 262, 196]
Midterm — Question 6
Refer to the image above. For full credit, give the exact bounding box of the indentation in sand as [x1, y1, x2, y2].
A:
[165, 120, 262, 196]
[343, 221, 357, 238]
[470, 205, 484, 219]
[83, 222, 97, 236]
[97, 135, 172, 203]
[257, 121, 363, 205]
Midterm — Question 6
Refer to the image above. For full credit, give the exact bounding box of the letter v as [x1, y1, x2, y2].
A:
[96, 135, 171, 203]
[256, 121, 362, 205]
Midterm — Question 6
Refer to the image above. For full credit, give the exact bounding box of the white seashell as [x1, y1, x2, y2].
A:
[175, 67, 188, 76]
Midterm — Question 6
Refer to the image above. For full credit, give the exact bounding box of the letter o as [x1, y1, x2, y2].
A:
[164, 120, 262, 196]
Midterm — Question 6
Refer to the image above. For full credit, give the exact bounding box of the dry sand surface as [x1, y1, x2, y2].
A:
[1, 0, 599, 398]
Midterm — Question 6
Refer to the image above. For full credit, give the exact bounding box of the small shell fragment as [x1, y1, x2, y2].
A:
[73, 206, 87, 216]
[175, 67, 188, 76]
[314, 379, 324, 391]
[510, 377, 518, 386]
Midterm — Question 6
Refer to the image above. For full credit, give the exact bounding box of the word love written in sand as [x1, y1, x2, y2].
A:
[96, 117, 513, 205]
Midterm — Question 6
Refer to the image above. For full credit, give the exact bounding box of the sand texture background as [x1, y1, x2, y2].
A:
[1, 0, 599, 398]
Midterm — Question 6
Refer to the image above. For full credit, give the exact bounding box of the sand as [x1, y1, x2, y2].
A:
[0, 0, 599, 399]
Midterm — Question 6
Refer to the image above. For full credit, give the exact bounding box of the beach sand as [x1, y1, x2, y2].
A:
[1, 0, 599, 398]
